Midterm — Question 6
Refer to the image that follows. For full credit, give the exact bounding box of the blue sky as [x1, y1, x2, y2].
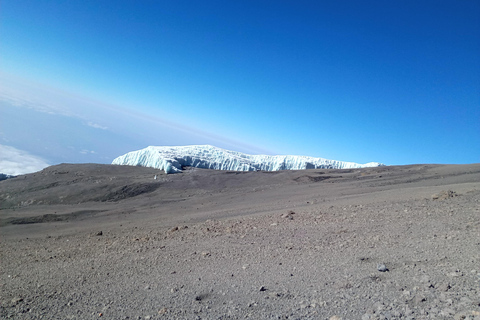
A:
[1, 1, 479, 174]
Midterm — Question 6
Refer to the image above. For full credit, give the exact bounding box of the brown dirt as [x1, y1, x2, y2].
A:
[1, 163, 479, 319]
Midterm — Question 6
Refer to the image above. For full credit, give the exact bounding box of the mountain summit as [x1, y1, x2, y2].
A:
[112, 145, 384, 174]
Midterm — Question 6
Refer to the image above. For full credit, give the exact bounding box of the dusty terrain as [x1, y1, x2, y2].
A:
[1, 163, 479, 319]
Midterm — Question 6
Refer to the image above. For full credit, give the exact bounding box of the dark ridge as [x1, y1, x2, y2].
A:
[2, 210, 107, 226]
[0, 173, 16, 181]
[95, 183, 162, 202]
[294, 175, 332, 183]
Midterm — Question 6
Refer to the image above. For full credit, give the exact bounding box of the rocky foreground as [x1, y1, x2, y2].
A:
[1, 163, 479, 319]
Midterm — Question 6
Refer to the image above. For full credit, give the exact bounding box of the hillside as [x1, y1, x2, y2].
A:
[1, 163, 479, 319]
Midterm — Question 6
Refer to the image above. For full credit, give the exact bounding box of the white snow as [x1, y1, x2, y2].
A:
[112, 145, 384, 174]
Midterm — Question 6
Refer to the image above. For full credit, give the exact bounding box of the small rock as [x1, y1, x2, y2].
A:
[405, 306, 414, 316]
[362, 313, 373, 320]
[432, 190, 457, 200]
[437, 283, 451, 292]
[453, 311, 469, 320]
[11, 297, 23, 305]
[158, 308, 167, 315]
[96, 231, 103, 236]
[372, 302, 385, 311]
[414, 295, 427, 304]
[281, 213, 294, 220]
[194, 293, 209, 302]
[329, 316, 342, 320]
[441, 308, 455, 316]
[259, 286, 267, 292]
[459, 297, 472, 305]
[448, 270, 463, 277]
[377, 264, 388, 272]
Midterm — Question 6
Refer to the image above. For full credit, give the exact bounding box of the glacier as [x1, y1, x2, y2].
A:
[112, 145, 384, 174]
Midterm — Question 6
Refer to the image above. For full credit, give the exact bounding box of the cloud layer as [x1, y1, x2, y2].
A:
[0, 73, 272, 169]
[0, 145, 50, 175]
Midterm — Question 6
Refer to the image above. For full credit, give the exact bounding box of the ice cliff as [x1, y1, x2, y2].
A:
[112, 145, 384, 174]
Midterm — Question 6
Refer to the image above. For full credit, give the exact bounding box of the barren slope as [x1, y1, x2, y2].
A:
[1, 163, 479, 319]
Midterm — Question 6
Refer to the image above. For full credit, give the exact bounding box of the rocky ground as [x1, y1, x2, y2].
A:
[1, 163, 479, 319]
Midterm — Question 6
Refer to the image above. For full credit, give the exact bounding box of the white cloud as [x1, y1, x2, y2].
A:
[0, 72, 80, 117]
[86, 122, 108, 130]
[0, 145, 50, 175]
[0, 72, 273, 158]
[80, 149, 96, 154]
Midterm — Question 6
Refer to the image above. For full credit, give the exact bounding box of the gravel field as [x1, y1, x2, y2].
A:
[1, 163, 479, 319]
